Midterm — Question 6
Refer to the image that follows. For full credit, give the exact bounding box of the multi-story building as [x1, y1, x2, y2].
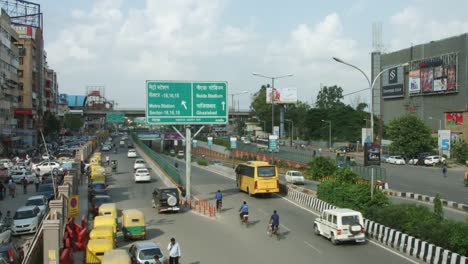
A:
[45, 66, 58, 114]
[0, 9, 20, 154]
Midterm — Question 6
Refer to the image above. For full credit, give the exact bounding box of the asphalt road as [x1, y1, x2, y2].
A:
[148, 153, 420, 263]
[235, 142, 468, 204]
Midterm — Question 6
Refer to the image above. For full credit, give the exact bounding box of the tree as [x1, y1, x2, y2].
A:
[451, 140, 468, 164]
[315, 85, 344, 110]
[63, 113, 83, 132]
[306, 156, 337, 180]
[250, 85, 277, 133]
[43, 113, 60, 136]
[386, 114, 436, 159]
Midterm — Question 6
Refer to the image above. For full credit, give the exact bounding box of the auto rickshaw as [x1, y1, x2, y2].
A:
[89, 226, 116, 248]
[93, 215, 118, 233]
[110, 160, 118, 173]
[121, 209, 146, 240]
[99, 203, 118, 227]
[90, 165, 106, 183]
[102, 249, 131, 264]
[86, 238, 114, 263]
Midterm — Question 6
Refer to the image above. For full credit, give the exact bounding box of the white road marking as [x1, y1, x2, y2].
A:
[304, 241, 322, 254]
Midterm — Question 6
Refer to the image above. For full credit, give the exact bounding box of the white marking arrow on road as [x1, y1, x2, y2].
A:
[181, 101, 187, 110]
[221, 101, 225, 110]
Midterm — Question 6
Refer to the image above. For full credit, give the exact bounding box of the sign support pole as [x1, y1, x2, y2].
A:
[185, 126, 191, 199]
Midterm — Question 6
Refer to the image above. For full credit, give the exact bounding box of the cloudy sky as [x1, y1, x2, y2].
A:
[35, 0, 468, 110]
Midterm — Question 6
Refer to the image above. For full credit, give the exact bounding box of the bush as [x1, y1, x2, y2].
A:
[306, 157, 337, 181]
[197, 159, 208, 166]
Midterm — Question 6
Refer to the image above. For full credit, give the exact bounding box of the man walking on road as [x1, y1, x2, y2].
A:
[22, 177, 28, 194]
[442, 163, 448, 178]
[167, 237, 181, 264]
[34, 175, 41, 192]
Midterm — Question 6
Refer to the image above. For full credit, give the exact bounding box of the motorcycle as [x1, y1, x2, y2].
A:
[241, 213, 249, 227]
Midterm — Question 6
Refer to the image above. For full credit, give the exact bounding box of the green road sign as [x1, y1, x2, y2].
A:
[133, 117, 146, 123]
[146, 81, 228, 125]
[269, 135, 279, 151]
[106, 112, 125, 123]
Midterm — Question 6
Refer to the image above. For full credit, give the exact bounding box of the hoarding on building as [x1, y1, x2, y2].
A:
[438, 130, 451, 158]
[364, 142, 381, 166]
[266, 87, 297, 104]
[408, 69, 421, 94]
[382, 66, 404, 99]
[445, 112, 463, 125]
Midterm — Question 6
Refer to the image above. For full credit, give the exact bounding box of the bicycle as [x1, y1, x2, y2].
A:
[216, 200, 222, 212]
[267, 224, 280, 240]
[240, 214, 249, 227]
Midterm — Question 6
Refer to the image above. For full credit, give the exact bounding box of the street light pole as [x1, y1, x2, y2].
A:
[252, 72, 293, 135]
[333, 57, 408, 143]
[321, 120, 331, 149]
[230, 91, 248, 112]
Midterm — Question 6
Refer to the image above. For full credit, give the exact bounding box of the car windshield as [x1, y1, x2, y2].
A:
[139, 248, 162, 260]
[291, 172, 303, 176]
[92, 183, 106, 190]
[136, 160, 144, 164]
[257, 166, 276, 177]
[26, 199, 44, 206]
[341, 215, 360, 225]
[394, 156, 402, 159]
[38, 185, 53, 192]
[13, 210, 36, 219]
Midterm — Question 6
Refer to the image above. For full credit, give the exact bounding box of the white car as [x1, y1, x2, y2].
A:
[127, 149, 137, 158]
[387, 156, 406, 165]
[25, 195, 48, 217]
[134, 159, 146, 170]
[11, 206, 42, 235]
[177, 151, 184, 158]
[41, 153, 54, 160]
[424, 155, 446, 166]
[10, 170, 35, 183]
[102, 144, 112, 151]
[285, 170, 305, 184]
[408, 158, 418, 165]
[314, 208, 366, 245]
[134, 168, 151, 183]
[0, 159, 12, 169]
[32, 161, 61, 176]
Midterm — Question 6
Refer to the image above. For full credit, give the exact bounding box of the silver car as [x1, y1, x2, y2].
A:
[25, 195, 49, 218]
[129, 241, 164, 264]
[11, 206, 41, 235]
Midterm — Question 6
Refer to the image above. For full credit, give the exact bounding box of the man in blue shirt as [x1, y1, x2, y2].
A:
[215, 190, 223, 210]
[239, 201, 249, 220]
[270, 210, 279, 233]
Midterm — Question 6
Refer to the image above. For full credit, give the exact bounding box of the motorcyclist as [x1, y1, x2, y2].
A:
[215, 190, 223, 210]
[269, 210, 280, 234]
[239, 201, 249, 221]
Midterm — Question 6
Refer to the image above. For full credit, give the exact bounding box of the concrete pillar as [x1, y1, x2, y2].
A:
[63, 175, 76, 195]
[49, 199, 64, 225]
[58, 185, 70, 199]
[43, 219, 61, 264]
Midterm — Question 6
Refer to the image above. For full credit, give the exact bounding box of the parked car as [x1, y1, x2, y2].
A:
[128, 241, 164, 264]
[386, 156, 406, 165]
[127, 149, 137, 158]
[134, 168, 151, 183]
[32, 161, 60, 176]
[10, 170, 35, 184]
[88, 181, 108, 198]
[0, 243, 24, 264]
[0, 159, 12, 169]
[152, 187, 180, 213]
[177, 151, 184, 159]
[408, 158, 418, 165]
[91, 195, 112, 216]
[424, 155, 446, 166]
[133, 159, 146, 170]
[380, 154, 390, 163]
[11, 206, 42, 235]
[101, 144, 112, 152]
[41, 153, 54, 160]
[169, 149, 176, 156]
[313, 208, 365, 245]
[37, 183, 56, 201]
[25, 195, 49, 218]
[410, 152, 434, 166]
[285, 170, 305, 185]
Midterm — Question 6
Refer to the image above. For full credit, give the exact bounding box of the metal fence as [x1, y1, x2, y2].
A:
[349, 165, 387, 182]
[132, 135, 183, 186]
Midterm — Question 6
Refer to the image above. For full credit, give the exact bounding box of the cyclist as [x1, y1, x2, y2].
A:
[239, 201, 249, 221]
[270, 210, 280, 234]
[215, 190, 223, 210]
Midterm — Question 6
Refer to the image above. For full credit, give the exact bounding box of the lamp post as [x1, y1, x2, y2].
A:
[285, 119, 294, 146]
[428, 116, 442, 131]
[321, 120, 331, 150]
[252, 72, 293, 134]
[332, 57, 408, 143]
[230, 91, 248, 112]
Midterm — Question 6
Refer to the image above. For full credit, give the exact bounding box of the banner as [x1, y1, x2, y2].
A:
[364, 142, 381, 166]
[447, 65, 456, 90]
[268, 135, 279, 151]
[230, 137, 237, 149]
[438, 130, 451, 158]
[382, 66, 404, 99]
[361, 128, 371, 146]
[421, 68, 434, 92]
[445, 112, 463, 125]
[408, 70, 421, 94]
[266, 87, 297, 104]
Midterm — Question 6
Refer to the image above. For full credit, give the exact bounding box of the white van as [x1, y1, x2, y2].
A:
[313, 208, 366, 245]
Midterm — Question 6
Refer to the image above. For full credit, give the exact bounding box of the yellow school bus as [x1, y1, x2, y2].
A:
[235, 161, 279, 196]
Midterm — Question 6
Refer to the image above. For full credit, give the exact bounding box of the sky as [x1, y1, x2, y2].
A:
[31, 0, 468, 110]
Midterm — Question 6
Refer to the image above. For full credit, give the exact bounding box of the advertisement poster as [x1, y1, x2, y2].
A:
[421, 68, 434, 92]
[268, 135, 279, 152]
[408, 70, 421, 94]
[445, 112, 463, 125]
[382, 66, 404, 99]
[433, 79, 447, 91]
[438, 130, 451, 158]
[447, 65, 456, 90]
[273, 126, 280, 136]
[230, 137, 237, 149]
[364, 142, 381, 166]
[266, 87, 297, 104]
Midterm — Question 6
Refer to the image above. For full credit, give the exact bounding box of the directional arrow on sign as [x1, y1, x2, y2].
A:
[221, 101, 225, 111]
[181, 101, 187, 110]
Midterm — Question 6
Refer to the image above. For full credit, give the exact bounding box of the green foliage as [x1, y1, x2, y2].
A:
[250, 85, 275, 134]
[63, 113, 83, 132]
[334, 168, 360, 184]
[197, 159, 208, 166]
[315, 85, 344, 110]
[451, 140, 468, 164]
[386, 114, 436, 159]
[43, 113, 60, 136]
[365, 204, 468, 256]
[434, 193, 443, 221]
[306, 157, 337, 180]
[213, 138, 230, 149]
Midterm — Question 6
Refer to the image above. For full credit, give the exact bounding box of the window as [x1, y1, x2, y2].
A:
[257, 166, 275, 177]
[341, 215, 360, 225]
[19, 57, 23, 65]
[332, 215, 337, 224]
[18, 70, 23, 77]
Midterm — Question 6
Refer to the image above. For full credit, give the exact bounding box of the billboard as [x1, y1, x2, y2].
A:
[361, 128, 371, 146]
[447, 65, 456, 90]
[445, 112, 463, 126]
[438, 130, 451, 158]
[364, 142, 381, 166]
[421, 68, 433, 92]
[408, 70, 421, 94]
[382, 66, 404, 99]
[266, 87, 297, 104]
[12, 25, 35, 39]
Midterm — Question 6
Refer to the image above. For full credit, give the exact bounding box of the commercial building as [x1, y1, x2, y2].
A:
[372, 33, 468, 141]
[0, 9, 20, 153]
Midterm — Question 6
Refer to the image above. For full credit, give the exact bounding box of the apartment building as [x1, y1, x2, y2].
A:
[0, 9, 20, 154]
